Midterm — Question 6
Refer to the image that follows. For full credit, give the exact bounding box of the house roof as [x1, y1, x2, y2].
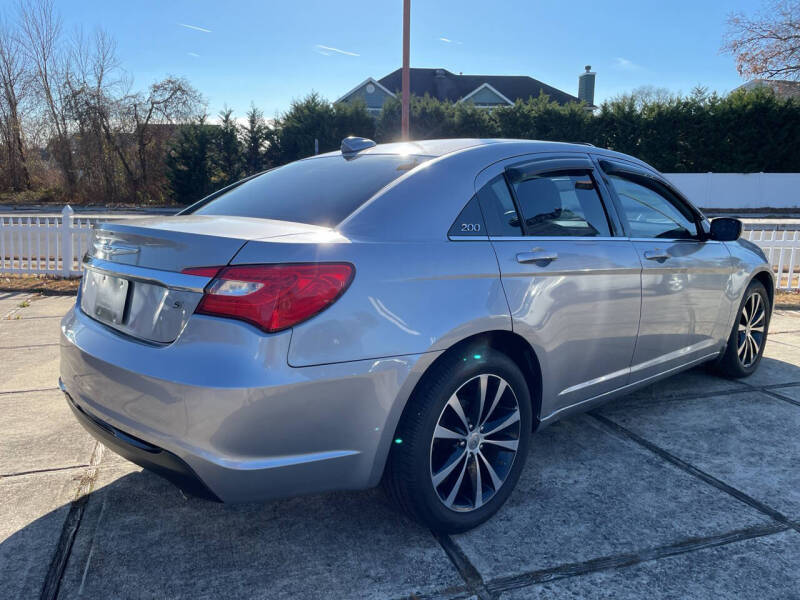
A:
[735, 79, 800, 101]
[376, 68, 581, 105]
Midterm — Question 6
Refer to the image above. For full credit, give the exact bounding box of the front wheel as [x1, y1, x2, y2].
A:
[384, 350, 532, 533]
[715, 279, 771, 378]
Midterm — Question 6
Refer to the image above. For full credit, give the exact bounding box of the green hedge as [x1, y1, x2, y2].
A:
[372, 87, 800, 173]
[167, 87, 800, 203]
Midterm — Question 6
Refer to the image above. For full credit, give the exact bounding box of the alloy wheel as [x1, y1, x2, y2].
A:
[737, 292, 766, 368]
[429, 374, 521, 512]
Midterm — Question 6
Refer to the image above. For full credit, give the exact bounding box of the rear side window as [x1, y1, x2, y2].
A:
[511, 172, 611, 237]
[191, 155, 430, 227]
[477, 176, 523, 236]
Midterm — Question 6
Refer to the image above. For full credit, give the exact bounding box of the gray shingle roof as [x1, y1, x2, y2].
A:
[736, 79, 800, 101]
[377, 68, 580, 105]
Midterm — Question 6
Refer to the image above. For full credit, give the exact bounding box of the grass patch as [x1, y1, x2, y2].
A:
[1, 275, 81, 295]
[776, 290, 800, 309]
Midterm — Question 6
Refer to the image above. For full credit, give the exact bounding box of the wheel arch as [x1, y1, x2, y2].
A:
[751, 269, 775, 309]
[405, 330, 543, 430]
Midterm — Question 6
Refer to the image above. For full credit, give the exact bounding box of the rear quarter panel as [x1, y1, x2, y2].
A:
[231, 238, 511, 366]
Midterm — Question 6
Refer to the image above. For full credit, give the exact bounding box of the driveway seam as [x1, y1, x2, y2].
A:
[758, 388, 800, 408]
[0, 343, 60, 350]
[589, 413, 800, 533]
[766, 338, 800, 349]
[760, 381, 800, 390]
[39, 442, 104, 600]
[432, 531, 494, 600]
[2, 315, 64, 321]
[484, 522, 788, 595]
[0, 387, 59, 395]
[600, 385, 752, 412]
[1, 293, 35, 319]
[1, 464, 91, 479]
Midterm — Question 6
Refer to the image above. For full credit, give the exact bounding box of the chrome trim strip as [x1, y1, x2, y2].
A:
[628, 237, 704, 243]
[628, 340, 719, 375]
[487, 236, 720, 244]
[448, 235, 491, 241]
[558, 365, 630, 396]
[488, 236, 624, 242]
[544, 351, 720, 422]
[83, 256, 211, 292]
[558, 340, 718, 398]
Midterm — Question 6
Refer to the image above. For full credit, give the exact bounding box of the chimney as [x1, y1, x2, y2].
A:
[578, 65, 595, 106]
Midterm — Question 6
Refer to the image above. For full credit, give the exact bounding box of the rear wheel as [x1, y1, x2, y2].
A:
[384, 349, 532, 532]
[715, 280, 770, 378]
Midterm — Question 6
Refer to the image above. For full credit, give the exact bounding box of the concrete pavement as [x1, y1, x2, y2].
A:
[2, 294, 800, 599]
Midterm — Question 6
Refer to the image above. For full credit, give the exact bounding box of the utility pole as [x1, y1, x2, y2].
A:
[401, 0, 410, 140]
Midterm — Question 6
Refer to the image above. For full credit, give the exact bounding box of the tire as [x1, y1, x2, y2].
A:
[384, 348, 532, 533]
[715, 279, 771, 378]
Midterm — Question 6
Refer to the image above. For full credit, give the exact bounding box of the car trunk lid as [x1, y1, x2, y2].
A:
[80, 215, 328, 343]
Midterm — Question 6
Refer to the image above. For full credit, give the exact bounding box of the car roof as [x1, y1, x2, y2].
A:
[336, 139, 659, 241]
[317, 138, 648, 166]
[313, 138, 497, 159]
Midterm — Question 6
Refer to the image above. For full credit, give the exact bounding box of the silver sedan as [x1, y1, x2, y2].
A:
[60, 138, 774, 532]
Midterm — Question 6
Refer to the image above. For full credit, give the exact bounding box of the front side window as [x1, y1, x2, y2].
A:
[510, 172, 611, 237]
[607, 175, 697, 239]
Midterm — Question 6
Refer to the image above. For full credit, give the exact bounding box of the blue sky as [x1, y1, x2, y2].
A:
[56, 0, 765, 119]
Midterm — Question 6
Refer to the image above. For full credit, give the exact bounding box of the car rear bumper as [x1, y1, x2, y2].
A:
[62, 381, 220, 501]
[60, 305, 437, 502]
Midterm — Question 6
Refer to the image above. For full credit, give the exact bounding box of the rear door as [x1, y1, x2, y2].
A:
[596, 158, 733, 381]
[477, 155, 642, 420]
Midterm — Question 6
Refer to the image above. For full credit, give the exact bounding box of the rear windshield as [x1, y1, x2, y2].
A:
[191, 154, 430, 227]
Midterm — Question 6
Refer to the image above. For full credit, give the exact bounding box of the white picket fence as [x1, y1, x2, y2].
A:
[0, 206, 96, 277]
[745, 228, 800, 290]
[2, 206, 800, 289]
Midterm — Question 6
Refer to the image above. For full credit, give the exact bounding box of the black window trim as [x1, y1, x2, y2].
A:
[447, 194, 490, 240]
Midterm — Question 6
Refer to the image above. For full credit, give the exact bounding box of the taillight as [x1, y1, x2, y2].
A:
[182, 263, 354, 332]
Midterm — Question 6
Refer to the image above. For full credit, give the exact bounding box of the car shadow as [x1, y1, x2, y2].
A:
[2, 466, 466, 600]
[4, 356, 800, 599]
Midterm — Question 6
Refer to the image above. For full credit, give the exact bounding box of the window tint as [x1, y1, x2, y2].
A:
[511, 172, 611, 237]
[192, 155, 430, 227]
[608, 175, 697, 239]
[477, 176, 522, 236]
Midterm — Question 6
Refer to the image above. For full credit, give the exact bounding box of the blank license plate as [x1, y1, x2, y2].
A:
[81, 270, 130, 325]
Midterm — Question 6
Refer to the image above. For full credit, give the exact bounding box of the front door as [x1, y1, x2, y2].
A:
[476, 156, 642, 420]
[598, 161, 733, 382]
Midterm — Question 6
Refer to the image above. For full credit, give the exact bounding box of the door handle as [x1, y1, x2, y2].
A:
[643, 249, 670, 262]
[517, 250, 559, 264]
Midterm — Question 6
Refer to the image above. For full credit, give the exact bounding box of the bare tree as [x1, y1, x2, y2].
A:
[17, 0, 77, 192]
[96, 77, 203, 201]
[723, 0, 800, 80]
[65, 27, 124, 199]
[0, 12, 31, 190]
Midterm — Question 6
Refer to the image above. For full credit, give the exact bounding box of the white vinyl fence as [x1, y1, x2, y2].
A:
[0, 206, 96, 277]
[665, 173, 800, 210]
[745, 228, 800, 290]
[2, 206, 800, 290]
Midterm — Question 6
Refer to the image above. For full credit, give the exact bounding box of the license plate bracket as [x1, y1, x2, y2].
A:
[81, 270, 130, 326]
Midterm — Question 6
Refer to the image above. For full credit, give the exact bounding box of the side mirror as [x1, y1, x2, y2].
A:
[710, 217, 743, 242]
